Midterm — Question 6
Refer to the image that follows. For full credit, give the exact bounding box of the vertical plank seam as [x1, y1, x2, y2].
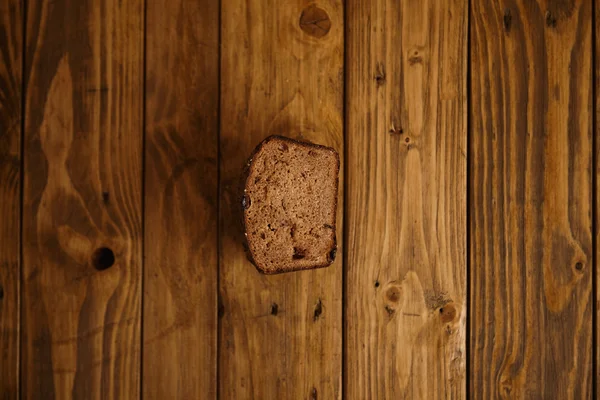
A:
[18, 0, 28, 397]
[216, 0, 223, 397]
[141, 0, 148, 397]
[342, 0, 348, 397]
[466, 0, 472, 398]
[592, 0, 598, 396]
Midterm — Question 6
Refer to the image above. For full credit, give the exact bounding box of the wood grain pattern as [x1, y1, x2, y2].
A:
[219, 0, 344, 398]
[597, 1, 600, 398]
[21, 0, 143, 397]
[345, 0, 467, 398]
[0, 0, 22, 397]
[470, 1, 592, 398]
[143, 0, 219, 398]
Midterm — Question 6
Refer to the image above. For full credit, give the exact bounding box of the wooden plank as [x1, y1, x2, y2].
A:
[143, 0, 219, 398]
[345, 0, 467, 398]
[0, 0, 22, 396]
[471, 1, 592, 398]
[597, 1, 600, 397]
[21, 0, 143, 397]
[219, 0, 344, 398]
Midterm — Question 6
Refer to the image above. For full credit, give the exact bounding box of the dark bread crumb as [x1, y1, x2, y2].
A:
[242, 135, 339, 274]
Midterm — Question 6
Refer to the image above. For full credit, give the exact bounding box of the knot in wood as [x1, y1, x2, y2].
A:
[439, 303, 456, 323]
[386, 286, 401, 303]
[299, 5, 331, 38]
[545, 11, 557, 28]
[92, 247, 115, 271]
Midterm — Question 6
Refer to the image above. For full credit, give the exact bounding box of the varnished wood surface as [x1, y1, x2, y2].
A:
[0, 0, 22, 397]
[345, 0, 467, 398]
[21, 0, 144, 397]
[0, 0, 598, 398]
[143, 0, 219, 398]
[470, 0, 593, 398]
[219, 0, 344, 398]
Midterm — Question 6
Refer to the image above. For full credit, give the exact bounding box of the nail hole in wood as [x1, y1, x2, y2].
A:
[311, 387, 318, 400]
[271, 303, 279, 315]
[503, 9, 512, 32]
[545, 11, 557, 27]
[374, 63, 386, 86]
[374, 280, 380, 288]
[575, 262, 584, 271]
[313, 298, 323, 321]
[92, 247, 115, 270]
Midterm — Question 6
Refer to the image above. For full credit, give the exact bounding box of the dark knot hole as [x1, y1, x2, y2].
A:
[92, 247, 115, 270]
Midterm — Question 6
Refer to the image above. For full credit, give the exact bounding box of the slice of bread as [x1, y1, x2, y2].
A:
[242, 135, 339, 274]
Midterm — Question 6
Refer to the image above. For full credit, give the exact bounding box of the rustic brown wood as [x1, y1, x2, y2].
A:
[345, 0, 467, 398]
[1, 1, 597, 396]
[0, 0, 22, 396]
[597, 1, 600, 397]
[471, 1, 593, 398]
[143, 0, 219, 398]
[219, 0, 344, 398]
[21, 0, 144, 398]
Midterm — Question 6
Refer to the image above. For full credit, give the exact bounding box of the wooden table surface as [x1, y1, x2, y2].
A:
[0, 0, 596, 398]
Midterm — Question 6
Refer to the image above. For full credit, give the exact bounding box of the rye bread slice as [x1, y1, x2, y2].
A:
[242, 135, 339, 274]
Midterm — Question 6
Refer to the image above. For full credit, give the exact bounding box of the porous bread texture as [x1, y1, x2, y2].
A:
[242, 136, 339, 274]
